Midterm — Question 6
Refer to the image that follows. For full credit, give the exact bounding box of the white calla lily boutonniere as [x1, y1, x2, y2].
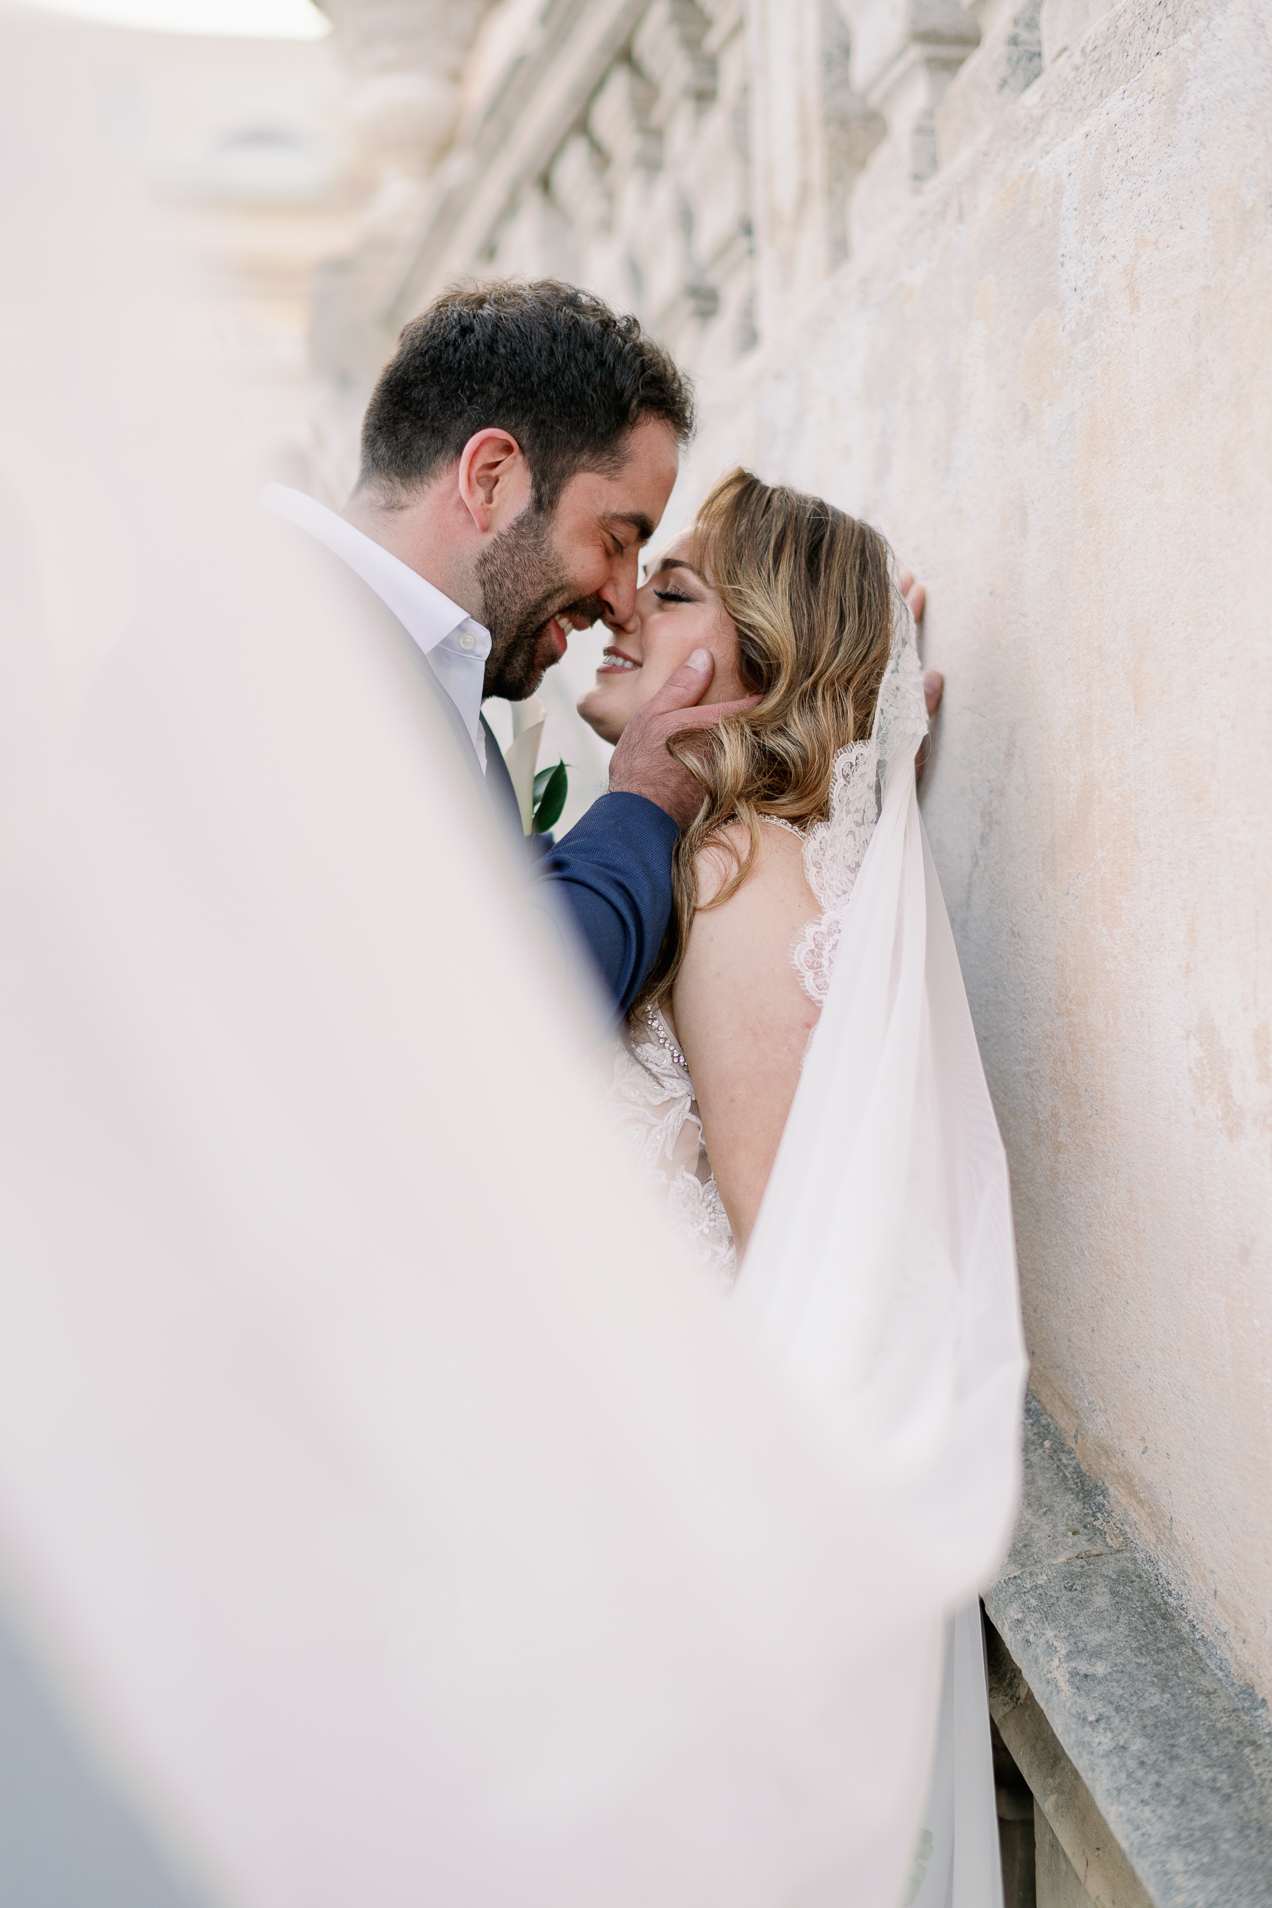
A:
[504, 696, 569, 836]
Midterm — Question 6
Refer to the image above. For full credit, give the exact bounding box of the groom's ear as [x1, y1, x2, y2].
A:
[455, 428, 533, 536]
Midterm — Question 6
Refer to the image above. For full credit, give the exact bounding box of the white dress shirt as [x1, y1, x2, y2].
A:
[261, 483, 492, 767]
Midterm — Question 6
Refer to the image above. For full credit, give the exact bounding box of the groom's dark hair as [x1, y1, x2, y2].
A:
[356, 279, 694, 515]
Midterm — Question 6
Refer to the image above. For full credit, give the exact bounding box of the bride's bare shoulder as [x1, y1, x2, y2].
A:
[678, 820, 820, 1008]
[671, 818, 821, 1254]
[693, 818, 815, 914]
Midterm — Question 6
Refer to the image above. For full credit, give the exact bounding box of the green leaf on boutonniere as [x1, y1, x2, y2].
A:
[532, 759, 568, 833]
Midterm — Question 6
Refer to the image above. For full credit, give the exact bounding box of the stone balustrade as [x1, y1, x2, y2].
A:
[312, 0, 1132, 453]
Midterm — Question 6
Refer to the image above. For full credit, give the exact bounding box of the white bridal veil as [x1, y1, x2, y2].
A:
[739, 596, 1029, 1905]
[0, 15, 1025, 1906]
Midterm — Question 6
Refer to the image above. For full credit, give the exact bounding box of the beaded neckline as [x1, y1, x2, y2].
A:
[644, 1004, 688, 1069]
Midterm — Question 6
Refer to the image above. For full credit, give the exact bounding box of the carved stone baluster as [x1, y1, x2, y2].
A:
[843, 0, 981, 250]
[586, 58, 664, 318]
[935, 0, 1042, 166]
[631, 0, 722, 337]
[308, 0, 495, 488]
[749, 0, 885, 333]
[821, 0, 887, 269]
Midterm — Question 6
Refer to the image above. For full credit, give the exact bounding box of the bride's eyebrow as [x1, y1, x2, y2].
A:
[654, 557, 705, 582]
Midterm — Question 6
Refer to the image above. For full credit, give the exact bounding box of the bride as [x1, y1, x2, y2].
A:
[579, 466, 1027, 1907]
[580, 466, 913, 1279]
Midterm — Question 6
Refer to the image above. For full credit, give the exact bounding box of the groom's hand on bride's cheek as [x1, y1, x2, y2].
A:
[608, 649, 760, 830]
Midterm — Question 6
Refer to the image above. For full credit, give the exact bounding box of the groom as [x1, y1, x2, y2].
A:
[265, 278, 750, 1018]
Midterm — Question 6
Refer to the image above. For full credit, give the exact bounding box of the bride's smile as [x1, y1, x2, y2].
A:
[576, 531, 748, 745]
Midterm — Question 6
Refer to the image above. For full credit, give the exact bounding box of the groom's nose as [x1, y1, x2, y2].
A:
[602, 598, 640, 639]
[599, 547, 641, 631]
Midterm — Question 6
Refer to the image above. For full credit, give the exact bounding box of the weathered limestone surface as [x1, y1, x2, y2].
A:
[317, 0, 1272, 1723]
[986, 1398, 1272, 1906]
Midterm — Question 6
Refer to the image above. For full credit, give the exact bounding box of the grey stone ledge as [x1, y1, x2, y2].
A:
[984, 1396, 1272, 1908]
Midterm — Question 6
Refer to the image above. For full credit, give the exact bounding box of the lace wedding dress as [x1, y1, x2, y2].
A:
[608, 591, 1025, 1908]
[609, 734, 880, 1285]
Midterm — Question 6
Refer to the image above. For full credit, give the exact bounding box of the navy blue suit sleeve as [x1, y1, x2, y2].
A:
[535, 792, 678, 1017]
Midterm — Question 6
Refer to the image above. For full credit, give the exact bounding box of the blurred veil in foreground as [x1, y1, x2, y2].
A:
[0, 12, 1023, 1907]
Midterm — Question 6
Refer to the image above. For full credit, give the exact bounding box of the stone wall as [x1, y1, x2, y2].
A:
[313, 0, 1272, 1726]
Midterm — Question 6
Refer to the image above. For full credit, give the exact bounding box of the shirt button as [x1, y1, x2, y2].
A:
[458, 629, 477, 651]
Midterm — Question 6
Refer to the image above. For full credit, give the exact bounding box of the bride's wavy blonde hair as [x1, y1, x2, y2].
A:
[639, 466, 895, 1011]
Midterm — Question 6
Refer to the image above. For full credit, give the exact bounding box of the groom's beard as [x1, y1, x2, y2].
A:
[476, 505, 605, 702]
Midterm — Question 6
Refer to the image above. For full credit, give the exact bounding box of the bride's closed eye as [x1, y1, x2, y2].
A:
[653, 586, 695, 604]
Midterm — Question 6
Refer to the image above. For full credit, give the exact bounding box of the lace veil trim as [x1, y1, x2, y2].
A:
[790, 595, 928, 1005]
